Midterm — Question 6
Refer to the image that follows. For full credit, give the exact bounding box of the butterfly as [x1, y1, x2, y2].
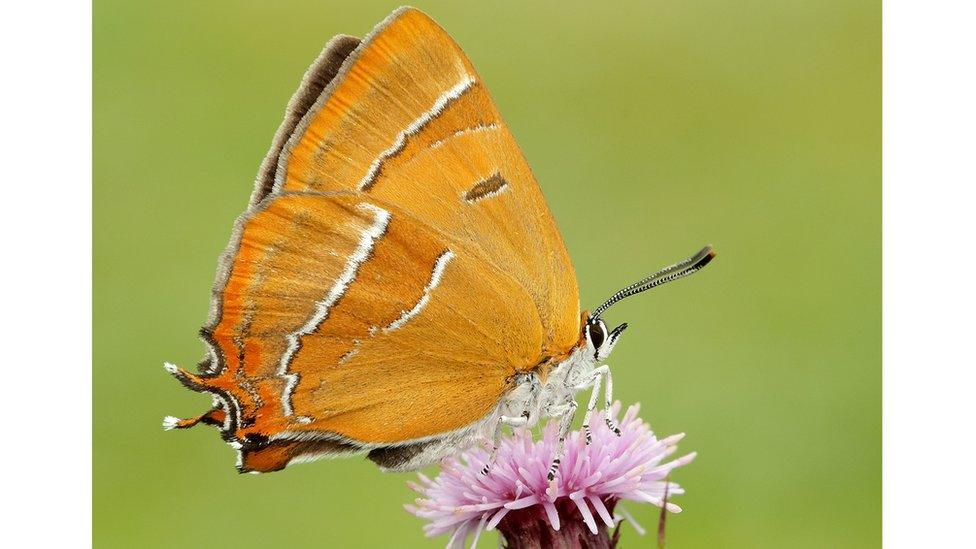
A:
[164, 6, 714, 479]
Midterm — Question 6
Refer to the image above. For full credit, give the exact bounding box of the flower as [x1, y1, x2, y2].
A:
[405, 402, 696, 548]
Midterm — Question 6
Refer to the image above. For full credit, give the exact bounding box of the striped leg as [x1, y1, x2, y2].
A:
[580, 365, 609, 444]
[547, 399, 578, 482]
[602, 366, 621, 436]
[480, 412, 529, 475]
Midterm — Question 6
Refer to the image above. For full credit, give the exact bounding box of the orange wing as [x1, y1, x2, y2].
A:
[168, 7, 580, 472]
[269, 7, 579, 349]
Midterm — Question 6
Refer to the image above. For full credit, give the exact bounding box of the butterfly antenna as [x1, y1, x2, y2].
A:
[591, 245, 716, 320]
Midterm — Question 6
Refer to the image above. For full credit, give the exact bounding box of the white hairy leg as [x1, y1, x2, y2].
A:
[480, 412, 529, 475]
[580, 365, 608, 444]
[601, 366, 621, 435]
[546, 399, 578, 482]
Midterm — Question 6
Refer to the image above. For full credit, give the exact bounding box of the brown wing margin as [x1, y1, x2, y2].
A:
[249, 34, 362, 206]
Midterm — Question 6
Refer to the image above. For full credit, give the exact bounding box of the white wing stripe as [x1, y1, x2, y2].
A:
[358, 75, 476, 191]
[384, 249, 455, 333]
[276, 202, 392, 416]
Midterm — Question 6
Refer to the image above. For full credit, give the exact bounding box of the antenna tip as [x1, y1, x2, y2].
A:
[695, 245, 716, 268]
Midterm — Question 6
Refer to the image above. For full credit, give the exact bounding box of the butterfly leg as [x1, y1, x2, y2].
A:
[601, 366, 621, 436]
[480, 412, 529, 475]
[546, 398, 578, 482]
[580, 365, 621, 444]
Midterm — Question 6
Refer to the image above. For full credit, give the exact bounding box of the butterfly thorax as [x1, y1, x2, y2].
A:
[495, 342, 598, 429]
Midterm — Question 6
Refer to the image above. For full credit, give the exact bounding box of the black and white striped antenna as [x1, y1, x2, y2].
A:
[590, 245, 716, 320]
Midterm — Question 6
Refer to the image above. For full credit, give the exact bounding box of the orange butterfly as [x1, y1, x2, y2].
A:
[164, 7, 714, 479]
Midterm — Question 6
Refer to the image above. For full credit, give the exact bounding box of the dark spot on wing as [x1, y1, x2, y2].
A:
[463, 173, 508, 202]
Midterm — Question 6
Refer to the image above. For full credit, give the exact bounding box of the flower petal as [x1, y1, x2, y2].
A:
[504, 494, 539, 510]
[485, 507, 509, 530]
[542, 500, 561, 531]
[588, 495, 615, 528]
[468, 513, 489, 549]
[572, 497, 598, 535]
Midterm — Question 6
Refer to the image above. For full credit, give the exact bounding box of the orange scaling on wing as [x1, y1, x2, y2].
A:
[166, 7, 582, 473]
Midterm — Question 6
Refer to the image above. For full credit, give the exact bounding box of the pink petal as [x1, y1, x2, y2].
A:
[485, 507, 509, 530]
[504, 494, 539, 510]
[616, 504, 646, 536]
[468, 513, 489, 549]
[572, 496, 598, 535]
[542, 500, 561, 531]
[588, 495, 615, 528]
[446, 522, 471, 549]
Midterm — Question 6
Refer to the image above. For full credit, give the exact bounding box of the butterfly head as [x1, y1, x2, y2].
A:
[584, 317, 628, 362]
[583, 245, 716, 362]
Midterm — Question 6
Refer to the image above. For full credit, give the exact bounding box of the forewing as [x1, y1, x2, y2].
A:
[267, 7, 581, 353]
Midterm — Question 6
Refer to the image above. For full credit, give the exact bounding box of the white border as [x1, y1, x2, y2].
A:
[885, 2, 976, 546]
[1, 0, 91, 545]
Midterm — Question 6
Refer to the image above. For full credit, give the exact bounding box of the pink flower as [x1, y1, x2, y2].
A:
[405, 402, 696, 548]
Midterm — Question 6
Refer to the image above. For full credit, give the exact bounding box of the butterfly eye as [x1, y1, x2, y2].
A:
[587, 320, 608, 350]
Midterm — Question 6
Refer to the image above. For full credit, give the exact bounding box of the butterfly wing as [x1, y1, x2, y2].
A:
[168, 8, 581, 472]
[268, 7, 580, 350]
[171, 192, 546, 471]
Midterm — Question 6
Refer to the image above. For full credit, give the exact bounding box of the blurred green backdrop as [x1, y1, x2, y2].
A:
[94, 1, 879, 547]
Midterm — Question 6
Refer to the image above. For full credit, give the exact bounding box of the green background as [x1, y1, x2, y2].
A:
[94, 1, 879, 547]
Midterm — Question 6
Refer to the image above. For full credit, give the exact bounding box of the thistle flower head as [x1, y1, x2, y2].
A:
[406, 402, 695, 548]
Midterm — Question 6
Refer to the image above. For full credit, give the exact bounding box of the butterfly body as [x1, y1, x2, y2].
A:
[164, 7, 713, 476]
